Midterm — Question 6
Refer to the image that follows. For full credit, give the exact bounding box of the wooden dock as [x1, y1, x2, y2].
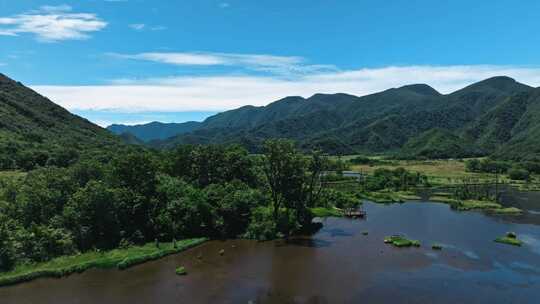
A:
[344, 209, 366, 219]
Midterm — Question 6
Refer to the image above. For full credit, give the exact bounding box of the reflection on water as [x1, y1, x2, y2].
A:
[2, 201, 540, 304]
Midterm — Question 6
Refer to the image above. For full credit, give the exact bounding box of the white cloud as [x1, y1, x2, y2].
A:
[129, 23, 145, 30]
[0, 5, 106, 42]
[110, 51, 336, 76]
[31, 65, 540, 114]
[150, 25, 166, 31]
[0, 62, 6, 66]
[37, 5, 73, 13]
[128, 24, 166, 31]
[219, 3, 230, 8]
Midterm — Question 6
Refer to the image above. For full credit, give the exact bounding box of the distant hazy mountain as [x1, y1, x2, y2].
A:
[107, 121, 202, 142]
[149, 76, 540, 160]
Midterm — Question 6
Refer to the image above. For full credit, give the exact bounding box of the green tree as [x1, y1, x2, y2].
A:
[63, 181, 120, 249]
[262, 139, 309, 235]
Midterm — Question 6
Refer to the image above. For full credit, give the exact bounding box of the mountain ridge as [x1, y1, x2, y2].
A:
[146, 76, 539, 160]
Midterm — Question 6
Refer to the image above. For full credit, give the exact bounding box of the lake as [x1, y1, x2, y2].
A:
[2, 200, 540, 304]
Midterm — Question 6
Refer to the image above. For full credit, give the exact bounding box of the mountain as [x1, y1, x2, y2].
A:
[107, 121, 201, 142]
[150, 76, 540, 160]
[0, 73, 119, 169]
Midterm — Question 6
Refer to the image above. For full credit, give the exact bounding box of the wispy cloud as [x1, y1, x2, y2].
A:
[32, 65, 540, 114]
[109, 51, 336, 76]
[150, 26, 167, 31]
[0, 5, 106, 42]
[219, 3, 230, 8]
[128, 24, 166, 31]
[129, 23, 145, 30]
[0, 62, 6, 66]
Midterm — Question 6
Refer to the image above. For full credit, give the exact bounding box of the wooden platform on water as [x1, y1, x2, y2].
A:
[344, 209, 366, 218]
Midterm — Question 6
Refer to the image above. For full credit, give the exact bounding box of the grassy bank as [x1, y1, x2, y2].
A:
[310, 207, 344, 217]
[0, 238, 207, 287]
[358, 190, 420, 203]
[428, 196, 523, 214]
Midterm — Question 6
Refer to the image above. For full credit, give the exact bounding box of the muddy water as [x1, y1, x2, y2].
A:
[2, 201, 540, 304]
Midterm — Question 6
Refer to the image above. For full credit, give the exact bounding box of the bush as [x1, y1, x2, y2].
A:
[244, 207, 278, 241]
[318, 189, 359, 209]
[508, 168, 530, 181]
[175, 266, 187, 275]
[0, 222, 15, 271]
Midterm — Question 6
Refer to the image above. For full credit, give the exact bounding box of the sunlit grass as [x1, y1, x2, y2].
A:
[0, 238, 206, 286]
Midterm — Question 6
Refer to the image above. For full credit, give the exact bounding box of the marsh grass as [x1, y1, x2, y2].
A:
[351, 158, 539, 187]
[384, 236, 420, 248]
[494, 232, 522, 246]
[360, 191, 403, 203]
[310, 207, 343, 217]
[175, 266, 187, 275]
[0, 238, 207, 287]
[494, 237, 522, 246]
[432, 244, 443, 250]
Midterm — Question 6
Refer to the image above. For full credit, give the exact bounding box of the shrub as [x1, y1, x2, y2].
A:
[175, 266, 187, 275]
[508, 168, 530, 181]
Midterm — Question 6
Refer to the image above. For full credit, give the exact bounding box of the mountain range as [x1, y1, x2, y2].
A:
[108, 121, 201, 142]
[2, 72, 539, 162]
[109, 76, 540, 160]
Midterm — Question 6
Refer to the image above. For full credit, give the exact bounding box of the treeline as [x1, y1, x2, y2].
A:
[465, 158, 540, 180]
[364, 168, 429, 191]
[0, 140, 332, 271]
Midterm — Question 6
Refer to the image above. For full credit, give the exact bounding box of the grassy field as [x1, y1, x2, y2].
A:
[0, 170, 26, 180]
[347, 158, 539, 186]
[0, 238, 207, 287]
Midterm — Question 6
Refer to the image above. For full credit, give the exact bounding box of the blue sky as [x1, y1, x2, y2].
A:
[1, 0, 540, 126]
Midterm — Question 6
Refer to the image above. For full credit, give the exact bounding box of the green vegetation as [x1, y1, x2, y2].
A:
[432, 244, 443, 250]
[148, 76, 540, 161]
[359, 191, 404, 203]
[0, 74, 119, 171]
[0, 239, 205, 287]
[429, 196, 523, 214]
[1, 138, 340, 284]
[491, 207, 523, 214]
[310, 207, 343, 217]
[175, 266, 187, 276]
[108, 121, 202, 142]
[384, 236, 421, 248]
[494, 232, 523, 246]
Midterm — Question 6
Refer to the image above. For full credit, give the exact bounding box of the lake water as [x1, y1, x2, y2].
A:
[2, 200, 540, 304]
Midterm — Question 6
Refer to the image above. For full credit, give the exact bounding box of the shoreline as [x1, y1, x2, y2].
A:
[0, 238, 207, 287]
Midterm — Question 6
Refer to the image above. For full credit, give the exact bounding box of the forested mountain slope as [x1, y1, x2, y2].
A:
[151, 76, 539, 160]
[108, 121, 201, 142]
[0, 73, 119, 170]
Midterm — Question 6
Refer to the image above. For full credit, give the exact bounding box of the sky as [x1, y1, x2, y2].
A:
[1, 0, 540, 126]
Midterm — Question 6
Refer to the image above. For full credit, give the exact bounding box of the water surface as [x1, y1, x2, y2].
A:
[2, 201, 540, 304]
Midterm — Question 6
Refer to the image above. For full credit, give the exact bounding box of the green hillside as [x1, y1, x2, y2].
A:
[150, 76, 539, 160]
[0, 73, 119, 170]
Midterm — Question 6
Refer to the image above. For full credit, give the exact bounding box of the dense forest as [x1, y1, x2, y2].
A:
[0, 140, 338, 271]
